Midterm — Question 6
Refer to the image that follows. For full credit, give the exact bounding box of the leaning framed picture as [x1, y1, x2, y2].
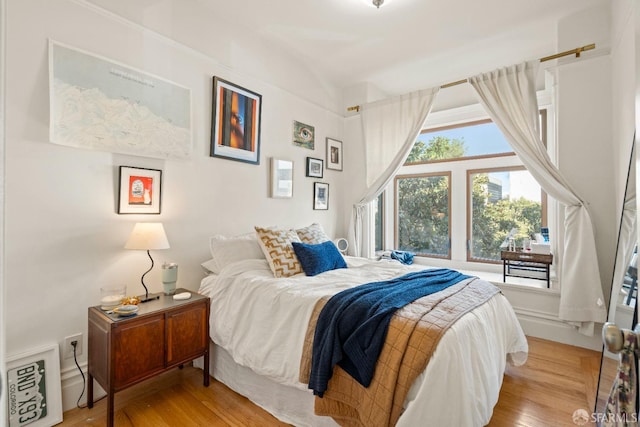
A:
[326, 137, 343, 171]
[6, 344, 63, 427]
[271, 158, 294, 198]
[306, 157, 323, 178]
[313, 182, 329, 210]
[118, 166, 162, 214]
[210, 76, 262, 165]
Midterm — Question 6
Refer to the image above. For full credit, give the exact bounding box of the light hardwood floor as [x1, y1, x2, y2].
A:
[59, 336, 602, 427]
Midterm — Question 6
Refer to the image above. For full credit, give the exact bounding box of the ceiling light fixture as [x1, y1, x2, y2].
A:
[361, 0, 394, 9]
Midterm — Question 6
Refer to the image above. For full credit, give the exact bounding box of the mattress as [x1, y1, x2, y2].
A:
[198, 256, 528, 426]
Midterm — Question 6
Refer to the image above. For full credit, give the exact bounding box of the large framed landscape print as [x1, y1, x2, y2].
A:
[49, 40, 192, 159]
[210, 77, 262, 165]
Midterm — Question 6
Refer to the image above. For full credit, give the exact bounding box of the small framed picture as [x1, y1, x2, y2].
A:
[306, 157, 324, 178]
[210, 76, 262, 165]
[326, 138, 343, 171]
[118, 166, 162, 214]
[271, 158, 294, 198]
[313, 182, 329, 210]
[6, 344, 63, 427]
[293, 120, 315, 150]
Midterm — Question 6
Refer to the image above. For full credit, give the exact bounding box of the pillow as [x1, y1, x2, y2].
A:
[201, 259, 219, 274]
[296, 223, 330, 244]
[208, 233, 265, 274]
[255, 226, 303, 277]
[292, 241, 347, 277]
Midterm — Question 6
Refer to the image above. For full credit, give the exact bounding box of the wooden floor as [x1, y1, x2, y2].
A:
[59, 336, 602, 427]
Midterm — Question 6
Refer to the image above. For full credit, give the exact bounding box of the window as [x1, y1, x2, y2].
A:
[468, 167, 545, 262]
[395, 172, 451, 258]
[389, 111, 549, 269]
[408, 119, 513, 163]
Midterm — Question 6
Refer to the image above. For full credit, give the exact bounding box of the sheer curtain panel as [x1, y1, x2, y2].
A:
[468, 61, 606, 333]
[348, 88, 439, 258]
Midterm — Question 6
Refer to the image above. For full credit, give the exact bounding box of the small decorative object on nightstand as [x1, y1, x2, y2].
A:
[162, 262, 178, 295]
[87, 290, 210, 427]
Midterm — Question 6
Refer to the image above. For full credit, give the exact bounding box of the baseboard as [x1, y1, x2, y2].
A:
[60, 362, 106, 412]
[514, 307, 603, 351]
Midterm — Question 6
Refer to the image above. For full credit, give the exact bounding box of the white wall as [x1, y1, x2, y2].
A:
[5, 0, 350, 410]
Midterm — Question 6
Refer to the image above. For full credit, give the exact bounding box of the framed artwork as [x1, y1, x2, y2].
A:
[313, 182, 329, 210]
[6, 344, 63, 427]
[118, 166, 162, 214]
[306, 157, 323, 178]
[271, 158, 294, 198]
[49, 40, 192, 159]
[293, 120, 315, 150]
[211, 76, 262, 164]
[326, 138, 343, 171]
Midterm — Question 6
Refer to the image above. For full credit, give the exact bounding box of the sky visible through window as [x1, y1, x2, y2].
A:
[417, 121, 540, 201]
[417, 121, 511, 156]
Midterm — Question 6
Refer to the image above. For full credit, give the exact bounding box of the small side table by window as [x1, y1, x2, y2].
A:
[501, 250, 553, 288]
[87, 289, 210, 427]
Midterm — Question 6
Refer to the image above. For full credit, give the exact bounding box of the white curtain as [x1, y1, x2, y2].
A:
[468, 61, 607, 331]
[348, 87, 439, 258]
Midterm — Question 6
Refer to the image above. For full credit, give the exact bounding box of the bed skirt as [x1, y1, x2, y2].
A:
[195, 341, 338, 426]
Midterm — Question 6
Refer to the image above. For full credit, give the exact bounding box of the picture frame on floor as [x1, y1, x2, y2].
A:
[6, 344, 63, 427]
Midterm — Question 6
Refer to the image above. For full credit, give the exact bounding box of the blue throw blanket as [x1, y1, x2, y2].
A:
[308, 268, 471, 397]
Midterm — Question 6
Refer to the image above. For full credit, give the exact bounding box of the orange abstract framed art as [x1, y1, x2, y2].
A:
[210, 76, 262, 165]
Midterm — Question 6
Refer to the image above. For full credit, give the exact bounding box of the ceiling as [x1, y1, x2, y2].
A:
[195, 0, 609, 96]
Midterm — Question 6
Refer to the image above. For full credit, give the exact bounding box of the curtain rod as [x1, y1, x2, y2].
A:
[346, 43, 595, 112]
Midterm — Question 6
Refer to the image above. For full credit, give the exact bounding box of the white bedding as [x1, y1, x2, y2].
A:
[198, 256, 528, 426]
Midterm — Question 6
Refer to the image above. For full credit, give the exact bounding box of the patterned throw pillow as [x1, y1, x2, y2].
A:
[255, 226, 303, 277]
[296, 223, 330, 244]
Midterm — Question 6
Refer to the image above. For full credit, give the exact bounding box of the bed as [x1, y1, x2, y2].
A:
[196, 226, 528, 427]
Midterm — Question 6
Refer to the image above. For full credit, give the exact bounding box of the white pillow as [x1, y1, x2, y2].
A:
[296, 223, 330, 244]
[207, 233, 265, 274]
[201, 259, 219, 275]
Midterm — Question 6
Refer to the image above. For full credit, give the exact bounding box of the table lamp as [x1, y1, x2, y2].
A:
[124, 222, 170, 302]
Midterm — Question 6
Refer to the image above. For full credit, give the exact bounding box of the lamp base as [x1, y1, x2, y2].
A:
[139, 293, 161, 303]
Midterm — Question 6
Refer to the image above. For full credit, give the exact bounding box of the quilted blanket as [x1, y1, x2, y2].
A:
[300, 276, 500, 427]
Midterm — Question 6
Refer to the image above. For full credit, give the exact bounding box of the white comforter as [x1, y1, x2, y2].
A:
[199, 257, 528, 426]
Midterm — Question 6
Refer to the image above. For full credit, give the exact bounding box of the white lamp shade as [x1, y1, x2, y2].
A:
[125, 223, 170, 250]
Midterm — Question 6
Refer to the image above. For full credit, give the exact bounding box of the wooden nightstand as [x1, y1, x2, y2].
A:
[87, 289, 210, 427]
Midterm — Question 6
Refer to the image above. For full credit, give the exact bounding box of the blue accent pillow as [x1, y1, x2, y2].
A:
[292, 240, 348, 277]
